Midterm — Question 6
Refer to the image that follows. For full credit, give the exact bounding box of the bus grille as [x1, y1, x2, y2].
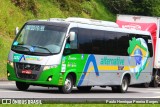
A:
[17, 73, 37, 80]
[15, 62, 42, 80]
[15, 63, 41, 71]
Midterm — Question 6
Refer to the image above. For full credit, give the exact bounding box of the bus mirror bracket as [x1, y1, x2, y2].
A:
[69, 32, 76, 41]
[15, 27, 19, 36]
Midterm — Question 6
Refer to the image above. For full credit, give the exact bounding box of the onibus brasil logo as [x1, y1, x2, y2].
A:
[128, 37, 150, 79]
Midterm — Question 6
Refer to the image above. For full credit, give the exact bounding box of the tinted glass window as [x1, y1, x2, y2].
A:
[69, 28, 78, 49]
[104, 31, 118, 55]
[129, 34, 153, 57]
[63, 28, 78, 55]
[116, 32, 129, 55]
[12, 24, 66, 55]
[91, 30, 104, 54]
[77, 28, 153, 57]
[78, 28, 92, 53]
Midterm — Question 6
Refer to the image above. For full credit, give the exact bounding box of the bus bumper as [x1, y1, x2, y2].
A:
[7, 63, 64, 86]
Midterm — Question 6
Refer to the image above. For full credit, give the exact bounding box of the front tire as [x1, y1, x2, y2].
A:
[112, 77, 129, 93]
[59, 75, 73, 94]
[150, 78, 159, 87]
[16, 81, 30, 91]
[150, 70, 159, 87]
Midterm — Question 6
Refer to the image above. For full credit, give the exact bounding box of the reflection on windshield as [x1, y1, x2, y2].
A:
[12, 24, 66, 54]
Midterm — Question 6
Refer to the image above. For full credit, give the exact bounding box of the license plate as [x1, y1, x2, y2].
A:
[22, 69, 32, 74]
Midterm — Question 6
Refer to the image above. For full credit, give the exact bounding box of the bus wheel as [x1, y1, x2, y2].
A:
[150, 71, 159, 87]
[117, 77, 129, 93]
[155, 71, 160, 87]
[16, 81, 30, 91]
[59, 75, 73, 94]
[150, 78, 159, 87]
[120, 77, 129, 93]
[77, 86, 92, 92]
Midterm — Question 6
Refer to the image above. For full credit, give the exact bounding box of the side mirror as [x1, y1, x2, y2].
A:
[15, 27, 19, 35]
[69, 32, 76, 41]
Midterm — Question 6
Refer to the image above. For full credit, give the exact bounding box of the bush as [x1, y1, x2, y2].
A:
[11, 0, 39, 16]
[103, 0, 160, 16]
[50, 0, 86, 15]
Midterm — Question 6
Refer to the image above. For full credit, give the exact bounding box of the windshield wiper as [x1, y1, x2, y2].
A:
[12, 45, 30, 51]
[31, 45, 52, 54]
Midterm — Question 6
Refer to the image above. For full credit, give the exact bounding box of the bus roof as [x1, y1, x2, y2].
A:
[28, 18, 151, 36]
[65, 17, 119, 28]
[76, 22, 151, 36]
[36, 17, 119, 28]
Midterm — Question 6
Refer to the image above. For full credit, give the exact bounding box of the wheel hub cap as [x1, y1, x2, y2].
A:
[65, 79, 71, 91]
[122, 80, 127, 91]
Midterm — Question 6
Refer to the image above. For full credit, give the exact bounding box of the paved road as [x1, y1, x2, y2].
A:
[0, 81, 160, 98]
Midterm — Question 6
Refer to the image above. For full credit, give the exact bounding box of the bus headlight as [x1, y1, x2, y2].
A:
[7, 72, 10, 77]
[7, 60, 14, 68]
[43, 65, 58, 71]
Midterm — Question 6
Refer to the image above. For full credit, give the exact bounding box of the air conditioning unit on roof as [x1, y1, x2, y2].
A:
[66, 17, 118, 28]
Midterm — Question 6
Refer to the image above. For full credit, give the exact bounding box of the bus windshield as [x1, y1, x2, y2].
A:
[12, 24, 67, 55]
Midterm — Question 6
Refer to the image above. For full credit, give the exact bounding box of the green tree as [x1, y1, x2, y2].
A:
[102, 0, 132, 13]
[103, 0, 160, 16]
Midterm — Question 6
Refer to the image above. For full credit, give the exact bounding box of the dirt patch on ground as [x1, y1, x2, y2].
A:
[0, 78, 7, 81]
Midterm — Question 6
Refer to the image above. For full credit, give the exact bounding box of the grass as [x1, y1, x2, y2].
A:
[84, 0, 116, 21]
[0, 35, 12, 79]
[0, 0, 115, 80]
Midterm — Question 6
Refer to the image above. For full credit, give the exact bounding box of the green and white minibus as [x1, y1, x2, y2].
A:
[7, 18, 153, 93]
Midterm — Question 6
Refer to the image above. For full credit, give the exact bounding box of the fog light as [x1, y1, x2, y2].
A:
[7, 60, 14, 68]
[10, 62, 14, 67]
[47, 76, 53, 81]
[48, 77, 52, 81]
[7, 73, 10, 77]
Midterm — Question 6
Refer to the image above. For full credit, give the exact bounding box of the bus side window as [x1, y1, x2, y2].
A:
[65, 31, 78, 49]
[70, 32, 78, 49]
[78, 28, 92, 54]
[64, 31, 78, 55]
[65, 39, 70, 49]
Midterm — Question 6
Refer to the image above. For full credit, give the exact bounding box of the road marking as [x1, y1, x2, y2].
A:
[0, 90, 20, 92]
[0, 82, 15, 85]
[0, 89, 37, 93]
[146, 96, 160, 98]
[147, 88, 160, 91]
[0, 84, 15, 86]
[143, 89, 160, 92]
